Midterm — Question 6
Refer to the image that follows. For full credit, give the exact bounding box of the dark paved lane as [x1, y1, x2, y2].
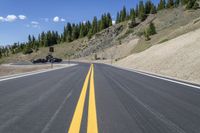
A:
[0, 63, 200, 133]
[0, 63, 90, 133]
[94, 64, 200, 133]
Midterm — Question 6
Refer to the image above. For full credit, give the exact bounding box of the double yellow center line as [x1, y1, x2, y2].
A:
[68, 64, 98, 133]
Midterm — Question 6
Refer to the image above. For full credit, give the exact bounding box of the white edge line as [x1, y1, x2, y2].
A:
[109, 65, 200, 90]
[0, 64, 76, 82]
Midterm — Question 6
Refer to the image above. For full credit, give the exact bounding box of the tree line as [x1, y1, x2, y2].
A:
[62, 13, 112, 42]
[0, 0, 199, 58]
[158, 0, 199, 10]
[0, 13, 112, 56]
[116, 0, 199, 25]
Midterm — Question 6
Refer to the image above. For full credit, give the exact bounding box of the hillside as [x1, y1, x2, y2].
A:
[116, 26, 200, 84]
[78, 7, 200, 61]
[0, 8, 199, 62]
[1, 7, 200, 85]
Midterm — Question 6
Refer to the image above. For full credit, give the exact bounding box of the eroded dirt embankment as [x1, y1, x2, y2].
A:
[116, 28, 200, 84]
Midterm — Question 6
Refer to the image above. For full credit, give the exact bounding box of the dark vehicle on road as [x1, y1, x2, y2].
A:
[46, 54, 53, 62]
[31, 58, 47, 64]
[50, 58, 62, 63]
[31, 56, 62, 64]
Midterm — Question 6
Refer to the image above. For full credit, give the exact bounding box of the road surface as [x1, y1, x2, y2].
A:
[0, 63, 200, 133]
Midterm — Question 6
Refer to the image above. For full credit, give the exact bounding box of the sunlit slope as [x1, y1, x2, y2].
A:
[116, 26, 200, 84]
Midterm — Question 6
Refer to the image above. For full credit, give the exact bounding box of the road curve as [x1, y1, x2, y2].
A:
[0, 63, 200, 133]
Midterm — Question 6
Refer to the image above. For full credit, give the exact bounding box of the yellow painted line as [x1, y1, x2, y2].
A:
[87, 64, 98, 133]
[68, 65, 92, 133]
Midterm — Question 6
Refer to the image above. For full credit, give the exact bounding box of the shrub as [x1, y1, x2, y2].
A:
[23, 47, 33, 55]
[144, 29, 151, 41]
[186, 0, 199, 9]
[148, 22, 157, 35]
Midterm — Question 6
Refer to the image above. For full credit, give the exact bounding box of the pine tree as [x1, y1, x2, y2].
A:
[120, 6, 127, 22]
[135, 4, 139, 17]
[130, 8, 136, 20]
[129, 16, 136, 28]
[167, 0, 174, 8]
[150, 5, 157, 14]
[79, 23, 85, 38]
[5, 47, 9, 56]
[72, 24, 79, 40]
[31, 35, 36, 50]
[55, 31, 60, 44]
[87, 28, 93, 39]
[129, 8, 136, 28]
[63, 27, 67, 42]
[65, 23, 72, 42]
[38, 34, 41, 46]
[139, 0, 146, 21]
[145, 0, 152, 14]
[100, 14, 106, 30]
[85, 21, 92, 33]
[186, 0, 199, 9]
[40, 32, 46, 47]
[24, 35, 34, 54]
[0, 48, 2, 58]
[106, 13, 112, 27]
[92, 16, 98, 34]
[174, 0, 180, 7]
[116, 12, 120, 23]
[164, 0, 167, 8]
[46, 31, 52, 46]
[28, 35, 32, 45]
[158, 0, 166, 10]
[148, 22, 156, 35]
[97, 20, 101, 32]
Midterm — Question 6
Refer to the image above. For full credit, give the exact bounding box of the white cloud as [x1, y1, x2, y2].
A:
[18, 15, 26, 20]
[61, 18, 65, 22]
[0, 14, 27, 22]
[53, 16, 59, 22]
[83, 21, 86, 24]
[31, 21, 39, 25]
[112, 20, 116, 25]
[53, 16, 66, 22]
[29, 21, 40, 28]
[5, 15, 17, 22]
[0, 16, 4, 22]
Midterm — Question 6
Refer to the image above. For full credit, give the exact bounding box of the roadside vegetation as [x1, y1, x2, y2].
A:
[144, 22, 157, 41]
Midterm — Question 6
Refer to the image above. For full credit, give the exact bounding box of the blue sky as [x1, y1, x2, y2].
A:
[0, 0, 158, 45]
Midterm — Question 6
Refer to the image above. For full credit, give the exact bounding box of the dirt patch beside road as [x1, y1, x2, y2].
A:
[0, 64, 63, 77]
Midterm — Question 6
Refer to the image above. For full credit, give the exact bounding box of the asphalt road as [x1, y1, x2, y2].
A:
[0, 63, 200, 133]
